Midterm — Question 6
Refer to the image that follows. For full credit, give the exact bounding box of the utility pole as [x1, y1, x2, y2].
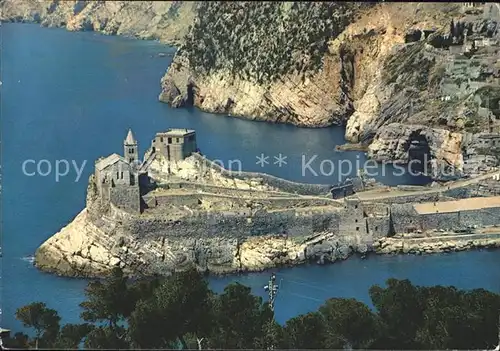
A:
[264, 273, 279, 350]
[495, 311, 500, 351]
[264, 273, 279, 312]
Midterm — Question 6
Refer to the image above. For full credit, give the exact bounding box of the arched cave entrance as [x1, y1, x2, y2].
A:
[186, 82, 195, 106]
[407, 130, 431, 175]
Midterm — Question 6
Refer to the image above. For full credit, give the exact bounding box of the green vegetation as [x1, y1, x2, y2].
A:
[180, 2, 365, 84]
[383, 42, 436, 90]
[6, 268, 500, 349]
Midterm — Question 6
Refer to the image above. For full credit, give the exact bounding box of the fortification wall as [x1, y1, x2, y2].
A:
[373, 193, 443, 204]
[366, 183, 486, 205]
[191, 153, 352, 196]
[156, 182, 295, 197]
[421, 207, 500, 231]
[144, 192, 339, 210]
[421, 212, 460, 232]
[460, 207, 500, 227]
[390, 204, 422, 233]
[366, 216, 392, 238]
[110, 185, 141, 213]
[390, 200, 500, 233]
[128, 207, 343, 240]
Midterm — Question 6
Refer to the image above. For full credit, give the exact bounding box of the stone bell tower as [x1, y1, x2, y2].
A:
[124, 129, 138, 165]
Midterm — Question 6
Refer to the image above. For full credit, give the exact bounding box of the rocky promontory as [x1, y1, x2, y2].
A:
[34, 154, 368, 278]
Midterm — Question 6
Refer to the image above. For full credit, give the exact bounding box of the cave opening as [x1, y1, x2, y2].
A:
[407, 131, 431, 175]
[186, 82, 195, 106]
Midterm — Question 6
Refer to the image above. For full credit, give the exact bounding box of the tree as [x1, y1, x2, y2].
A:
[53, 323, 94, 349]
[369, 279, 424, 349]
[319, 297, 380, 349]
[80, 267, 133, 329]
[209, 282, 273, 349]
[15, 302, 61, 348]
[84, 326, 129, 350]
[128, 268, 213, 349]
[281, 312, 326, 349]
[4, 332, 30, 349]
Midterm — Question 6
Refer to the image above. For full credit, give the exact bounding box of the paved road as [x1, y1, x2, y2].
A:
[355, 170, 500, 201]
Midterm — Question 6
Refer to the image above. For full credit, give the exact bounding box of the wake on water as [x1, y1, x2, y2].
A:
[21, 255, 35, 264]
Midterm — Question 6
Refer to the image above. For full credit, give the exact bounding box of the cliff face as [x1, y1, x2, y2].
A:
[0, 0, 198, 45]
[160, 2, 461, 127]
[159, 2, 500, 178]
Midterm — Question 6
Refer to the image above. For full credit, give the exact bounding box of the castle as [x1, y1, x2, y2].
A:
[94, 128, 198, 213]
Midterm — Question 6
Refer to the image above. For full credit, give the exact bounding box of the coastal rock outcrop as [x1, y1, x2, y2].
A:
[0, 1, 198, 45]
[368, 124, 464, 179]
[4, 2, 498, 179]
[34, 208, 364, 278]
[158, 2, 500, 179]
[374, 234, 500, 255]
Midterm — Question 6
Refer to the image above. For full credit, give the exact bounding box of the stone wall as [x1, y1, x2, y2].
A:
[110, 185, 141, 213]
[191, 153, 356, 195]
[366, 216, 392, 239]
[156, 181, 327, 198]
[368, 183, 481, 205]
[129, 206, 343, 240]
[390, 200, 500, 233]
[420, 207, 500, 231]
[143, 192, 340, 210]
[420, 212, 460, 231]
[390, 203, 422, 233]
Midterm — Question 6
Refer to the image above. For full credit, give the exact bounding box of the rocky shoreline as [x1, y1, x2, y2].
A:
[0, 1, 197, 46]
[32, 209, 360, 279]
[375, 233, 500, 255]
[34, 207, 500, 279]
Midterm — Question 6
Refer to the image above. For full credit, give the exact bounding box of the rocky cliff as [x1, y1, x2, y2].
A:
[0, 0, 198, 45]
[159, 2, 500, 178]
[159, 2, 460, 126]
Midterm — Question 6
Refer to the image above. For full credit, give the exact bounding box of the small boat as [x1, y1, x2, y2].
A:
[21, 255, 35, 264]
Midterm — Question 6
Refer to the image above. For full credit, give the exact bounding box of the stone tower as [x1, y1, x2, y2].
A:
[124, 129, 138, 165]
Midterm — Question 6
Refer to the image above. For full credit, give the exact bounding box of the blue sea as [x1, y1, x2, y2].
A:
[1, 23, 499, 332]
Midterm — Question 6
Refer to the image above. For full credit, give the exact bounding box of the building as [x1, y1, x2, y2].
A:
[93, 128, 198, 214]
[95, 129, 141, 213]
[151, 128, 197, 162]
[476, 133, 500, 148]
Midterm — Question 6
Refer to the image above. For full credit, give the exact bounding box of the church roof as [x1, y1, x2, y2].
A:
[95, 153, 128, 171]
[125, 129, 136, 145]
